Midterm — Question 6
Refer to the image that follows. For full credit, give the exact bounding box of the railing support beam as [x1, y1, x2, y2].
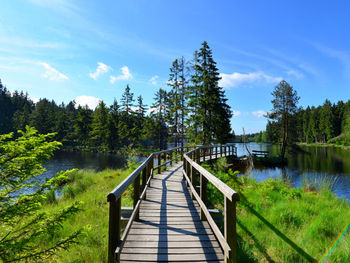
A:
[225, 197, 237, 263]
[108, 198, 121, 263]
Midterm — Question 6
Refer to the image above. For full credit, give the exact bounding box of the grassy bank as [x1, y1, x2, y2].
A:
[203, 158, 350, 262]
[60, 145, 155, 157]
[36, 160, 140, 263]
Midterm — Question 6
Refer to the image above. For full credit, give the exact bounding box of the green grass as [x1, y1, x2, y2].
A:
[37, 164, 137, 263]
[203, 158, 350, 263]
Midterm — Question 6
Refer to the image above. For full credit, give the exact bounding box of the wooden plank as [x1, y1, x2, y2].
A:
[120, 253, 224, 261]
[121, 247, 223, 254]
[125, 234, 218, 242]
[128, 228, 214, 235]
[131, 221, 210, 228]
[121, 261, 223, 263]
[123, 241, 220, 248]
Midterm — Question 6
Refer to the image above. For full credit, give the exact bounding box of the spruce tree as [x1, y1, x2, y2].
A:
[266, 80, 300, 162]
[188, 41, 232, 145]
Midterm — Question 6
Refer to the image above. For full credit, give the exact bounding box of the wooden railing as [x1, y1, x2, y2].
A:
[107, 144, 238, 263]
[183, 145, 240, 263]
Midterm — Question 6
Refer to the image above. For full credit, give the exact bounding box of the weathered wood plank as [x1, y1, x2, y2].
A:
[120, 253, 224, 261]
[123, 241, 220, 248]
[121, 247, 223, 254]
[128, 227, 214, 235]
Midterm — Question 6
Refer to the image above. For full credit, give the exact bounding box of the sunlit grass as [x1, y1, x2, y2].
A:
[204, 158, 350, 263]
[38, 164, 137, 262]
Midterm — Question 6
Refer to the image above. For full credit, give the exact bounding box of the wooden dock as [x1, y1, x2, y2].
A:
[119, 162, 224, 262]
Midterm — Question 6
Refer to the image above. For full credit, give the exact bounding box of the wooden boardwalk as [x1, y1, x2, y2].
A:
[120, 161, 225, 263]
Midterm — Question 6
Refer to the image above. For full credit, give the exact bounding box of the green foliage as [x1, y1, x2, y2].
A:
[0, 127, 84, 262]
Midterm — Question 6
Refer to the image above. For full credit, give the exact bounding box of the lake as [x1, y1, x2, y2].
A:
[234, 143, 350, 201]
[43, 143, 350, 201]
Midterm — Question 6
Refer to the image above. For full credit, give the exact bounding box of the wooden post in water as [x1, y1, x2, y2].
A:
[200, 173, 207, 221]
[225, 197, 237, 263]
[108, 198, 121, 263]
[134, 174, 140, 221]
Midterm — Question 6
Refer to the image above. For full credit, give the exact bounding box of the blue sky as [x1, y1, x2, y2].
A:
[1, 1, 350, 134]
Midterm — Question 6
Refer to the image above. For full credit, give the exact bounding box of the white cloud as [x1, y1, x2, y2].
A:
[232, 110, 241, 117]
[252, 110, 267, 118]
[110, 66, 133, 84]
[286, 70, 303, 78]
[37, 62, 69, 81]
[89, 62, 111, 80]
[75, 95, 101, 109]
[219, 71, 282, 89]
[149, 75, 159, 86]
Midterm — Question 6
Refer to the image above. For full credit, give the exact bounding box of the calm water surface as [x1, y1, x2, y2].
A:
[234, 143, 350, 201]
[43, 143, 350, 201]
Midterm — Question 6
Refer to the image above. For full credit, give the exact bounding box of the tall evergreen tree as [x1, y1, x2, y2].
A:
[188, 41, 232, 145]
[266, 80, 300, 162]
[151, 88, 169, 150]
[74, 105, 93, 146]
[90, 100, 109, 146]
[107, 98, 121, 150]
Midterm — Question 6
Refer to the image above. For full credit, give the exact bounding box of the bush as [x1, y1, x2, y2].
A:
[0, 126, 84, 262]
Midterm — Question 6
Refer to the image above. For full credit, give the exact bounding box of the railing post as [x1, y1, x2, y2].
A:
[134, 174, 140, 221]
[191, 160, 197, 199]
[221, 146, 223, 157]
[108, 197, 121, 263]
[200, 173, 207, 221]
[197, 149, 200, 163]
[181, 147, 184, 161]
[170, 150, 173, 166]
[164, 152, 167, 170]
[158, 154, 161, 174]
[142, 166, 146, 192]
[225, 197, 237, 263]
[209, 147, 212, 161]
[186, 155, 191, 187]
[224, 145, 227, 156]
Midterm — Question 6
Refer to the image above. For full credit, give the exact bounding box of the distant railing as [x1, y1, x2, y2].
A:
[183, 145, 240, 263]
[107, 144, 238, 263]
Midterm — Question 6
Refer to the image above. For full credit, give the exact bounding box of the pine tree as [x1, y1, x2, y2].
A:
[90, 100, 109, 147]
[107, 98, 121, 150]
[151, 88, 169, 150]
[168, 56, 189, 147]
[74, 105, 93, 146]
[188, 41, 232, 145]
[266, 80, 300, 162]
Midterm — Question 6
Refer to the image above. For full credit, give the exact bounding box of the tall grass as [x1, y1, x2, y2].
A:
[35, 159, 139, 262]
[204, 157, 350, 262]
[301, 172, 340, 193]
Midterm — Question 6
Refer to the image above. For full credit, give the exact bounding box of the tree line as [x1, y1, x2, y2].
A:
[0, 41, 233, 150]
[265, 97, 350, 145]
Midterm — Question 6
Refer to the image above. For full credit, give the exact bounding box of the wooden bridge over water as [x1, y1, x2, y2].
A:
[107, 145, 239, 263]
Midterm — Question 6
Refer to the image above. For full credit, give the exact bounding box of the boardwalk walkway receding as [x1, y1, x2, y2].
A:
[120, 162, 224, 262]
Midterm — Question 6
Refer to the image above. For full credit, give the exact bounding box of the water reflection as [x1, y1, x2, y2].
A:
[234, 143, 350, 201]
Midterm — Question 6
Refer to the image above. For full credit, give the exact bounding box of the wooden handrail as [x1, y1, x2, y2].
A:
[107, 145, 196, 263]
[183, 145, 239, 263]
[107, 144, 238, 263]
